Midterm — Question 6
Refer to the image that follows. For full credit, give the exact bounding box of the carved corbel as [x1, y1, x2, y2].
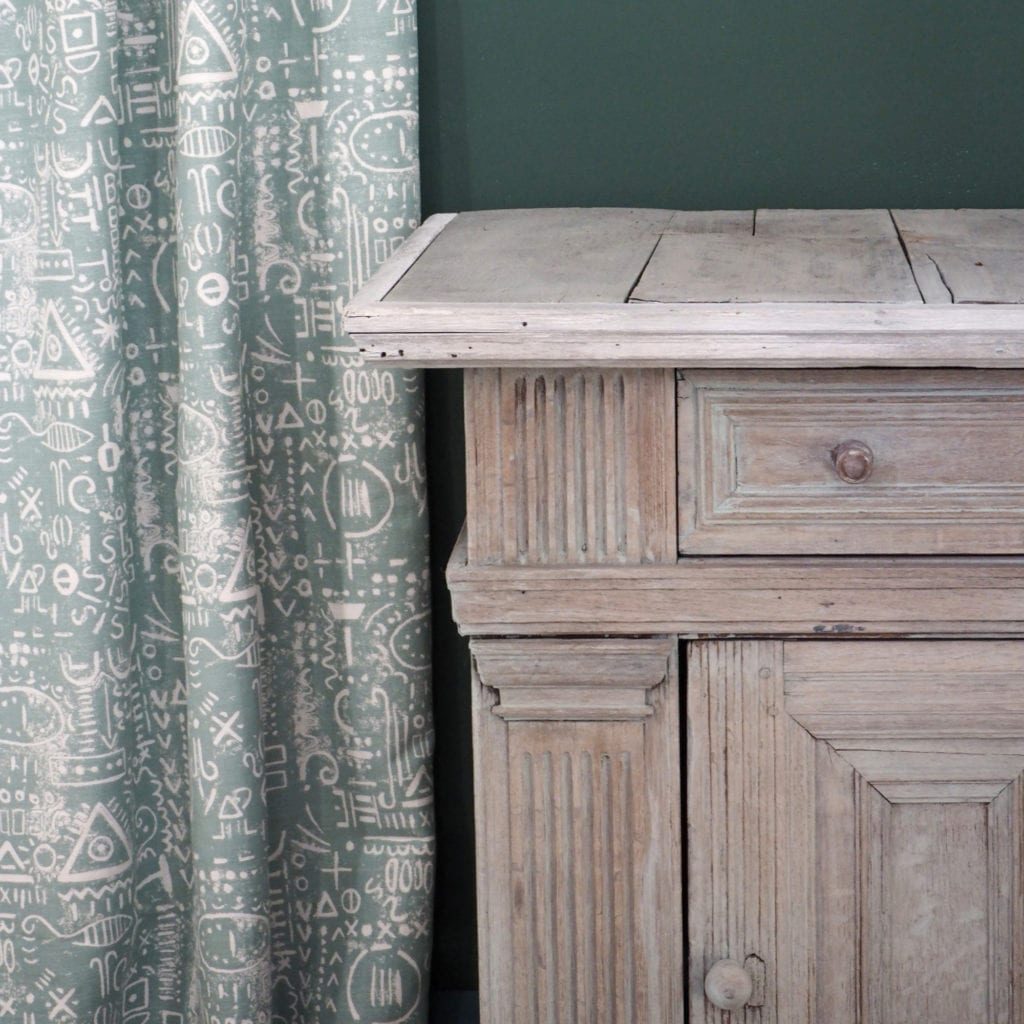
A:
[471, 637, 674, 721]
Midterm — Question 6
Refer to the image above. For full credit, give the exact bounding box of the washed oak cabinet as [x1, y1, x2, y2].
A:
[345, 208, 1024, 1024]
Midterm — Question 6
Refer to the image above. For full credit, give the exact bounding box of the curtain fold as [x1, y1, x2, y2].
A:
[0, 0, 432, 1020]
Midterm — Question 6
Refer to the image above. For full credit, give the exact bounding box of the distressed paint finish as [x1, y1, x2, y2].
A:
[0, 1, 432, 1022]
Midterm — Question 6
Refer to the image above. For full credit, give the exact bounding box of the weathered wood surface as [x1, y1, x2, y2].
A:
[895, 209, 1024, 304]
[471, 638, 682, 1024]
[366, 206, 1024, 1024]
[350, 324, 1024, 367]
[347, 296, 1024, 333]
[678, 369, 1024, 555]
[631, 234, 920, 304]
[473, 638, 671, 720]
[386, 207, 675, 304]
[344, 208, 1024, 366]
[754, 208, 898, 239]
[632, 209, 919, 304]
[663, 210, 754, 234]
[447, 529, 1024, 636]
[464, 368, 676, 565]
[689, 639, 1024, 1024]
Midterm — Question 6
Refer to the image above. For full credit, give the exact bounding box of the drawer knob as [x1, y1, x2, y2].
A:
[704, 959, 753, 1011]
[831, 440, 874, 484]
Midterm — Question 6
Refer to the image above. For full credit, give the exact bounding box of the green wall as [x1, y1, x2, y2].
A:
[418, 0, 1024, 992]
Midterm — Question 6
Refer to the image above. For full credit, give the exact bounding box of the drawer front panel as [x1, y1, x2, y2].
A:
[678, 370, 1024, 554]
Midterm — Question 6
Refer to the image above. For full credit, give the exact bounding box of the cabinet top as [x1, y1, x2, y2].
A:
[343, 208, 1024, 367]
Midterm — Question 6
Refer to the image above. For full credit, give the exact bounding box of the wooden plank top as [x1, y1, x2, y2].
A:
[634, 208, 920, 303]
[631, 234, 921, 304]
[344, 209, 1024, 367]
[386, 208, 676, 303]
[893, 209, 1024, 304]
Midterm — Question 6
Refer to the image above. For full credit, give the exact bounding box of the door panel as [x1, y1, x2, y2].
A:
[688, 640, 1024, 1024]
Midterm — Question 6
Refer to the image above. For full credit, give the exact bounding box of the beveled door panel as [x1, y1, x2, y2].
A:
[688, 640, 1024, 1024]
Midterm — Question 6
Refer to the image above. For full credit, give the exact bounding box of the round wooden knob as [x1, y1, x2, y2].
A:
[831, 440, 874, 484]
[704, 959, 753, 1011]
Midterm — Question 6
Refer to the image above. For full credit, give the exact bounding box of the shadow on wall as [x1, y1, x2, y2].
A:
[430, 990, 480, 1023]
[424, 368, 475, 993]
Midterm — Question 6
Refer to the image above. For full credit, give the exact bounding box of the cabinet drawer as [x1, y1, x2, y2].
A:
[678, 370, 1024, 554]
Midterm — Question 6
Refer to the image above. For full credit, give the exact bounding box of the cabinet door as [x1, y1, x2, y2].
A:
[688, 640, 1024, 1024]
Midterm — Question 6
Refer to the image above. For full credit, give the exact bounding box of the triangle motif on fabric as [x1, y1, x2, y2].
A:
[0, 840, 33, 883]
[58, 804, 132, 883]
[34, 303, 93, 381]
[177, 2, 238, 85]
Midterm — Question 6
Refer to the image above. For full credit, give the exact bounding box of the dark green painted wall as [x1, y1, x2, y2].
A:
[417, 0, 1024, 992]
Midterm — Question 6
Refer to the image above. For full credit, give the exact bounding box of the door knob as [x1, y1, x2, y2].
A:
[831, 440, 874, 483]
[704, 958, 753, 1011]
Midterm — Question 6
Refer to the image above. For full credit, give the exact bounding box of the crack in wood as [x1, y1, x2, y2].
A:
[927, 253, 957, 303]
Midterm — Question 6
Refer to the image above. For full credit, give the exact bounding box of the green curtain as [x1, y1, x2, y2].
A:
[0, 0, 432, 1021]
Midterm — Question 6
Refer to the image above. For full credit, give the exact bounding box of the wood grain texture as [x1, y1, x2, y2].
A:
[511, 730, 643, 1022]
[471, 638, 682, 1024]
[631, 234, 920, 304]
[473, 637, 671, 720]
[472, 668, 514, 1024]
[663, 210, 754, 234]
[894, 209, 1024, 304]
[447, 530, 1024, 636]
[689, 639, 1024, 1024]
[344, 208, 1024, 366]
[385, 208, 674, 304]
[346, 297, 1024, 334]
[755, 209, 900, 239]
[349, 325, 1024, 368]
[366, 208, 1024, 1021]
[677, 369, 1024, 554]
[883, 803, 989, 1023]
[686, 640, 806, 1024]
[464, 368, 675, 565]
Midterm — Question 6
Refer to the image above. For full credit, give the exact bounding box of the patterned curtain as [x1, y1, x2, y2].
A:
[0, 0, 432, 1021]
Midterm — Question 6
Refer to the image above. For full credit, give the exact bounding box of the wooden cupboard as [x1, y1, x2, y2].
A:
[346, 208, 1024, 1022]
